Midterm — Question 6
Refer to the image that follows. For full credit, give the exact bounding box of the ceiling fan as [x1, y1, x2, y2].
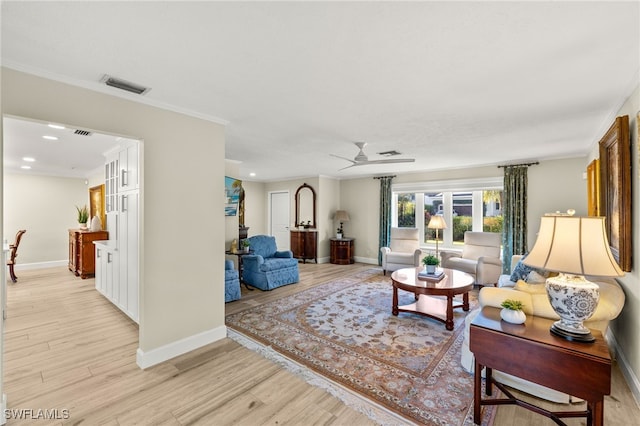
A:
[330, 142, 415, 170]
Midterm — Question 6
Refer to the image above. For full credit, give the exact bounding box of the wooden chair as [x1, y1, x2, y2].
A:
[7, 230, 26, 282]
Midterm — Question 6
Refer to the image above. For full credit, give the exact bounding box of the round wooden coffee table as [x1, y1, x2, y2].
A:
[391, 267, 474, 330]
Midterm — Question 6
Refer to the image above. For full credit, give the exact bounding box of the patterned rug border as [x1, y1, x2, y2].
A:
[226, 267, 497, 426]
[227, 328, 415, 425]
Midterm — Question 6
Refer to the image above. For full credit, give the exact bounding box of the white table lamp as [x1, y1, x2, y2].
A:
[427, 216, 447, 260]
[524, 214, 624, 342]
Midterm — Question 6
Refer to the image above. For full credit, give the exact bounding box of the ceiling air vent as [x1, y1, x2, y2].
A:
[100, 74, 150, 95]
[74, 129, 92, 136]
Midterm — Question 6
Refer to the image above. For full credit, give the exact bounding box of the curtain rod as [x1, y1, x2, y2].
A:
[497, 161, 539, 169]
[373, 175, 397, 179]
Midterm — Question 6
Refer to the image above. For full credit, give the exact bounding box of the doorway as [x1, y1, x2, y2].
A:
[2, 115, 142, 416]
[269, 191, 290, 250]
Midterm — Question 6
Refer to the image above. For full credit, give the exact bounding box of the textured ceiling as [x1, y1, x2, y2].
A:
[2, 1, 639, 181]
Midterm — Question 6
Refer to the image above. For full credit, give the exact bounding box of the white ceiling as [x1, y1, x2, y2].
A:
[2, 1, 639, 181]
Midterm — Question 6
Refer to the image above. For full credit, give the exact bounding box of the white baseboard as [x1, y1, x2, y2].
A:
[14, 260, 67, 271]
[354, 256, 378, 265]
[607, 328, 640, 408]
[136, 325, 227, 369]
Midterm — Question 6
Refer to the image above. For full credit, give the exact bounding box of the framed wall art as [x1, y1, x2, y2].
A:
[89, 184, 106, 229]
[599, 115, 631, 272]
[586, 159, 600, 216]
[225, 176, 242, 216]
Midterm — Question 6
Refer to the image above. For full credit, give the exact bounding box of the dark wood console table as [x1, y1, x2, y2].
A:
[290, 229, 317, 263]
[470, 307, 611, 426]
[330, 238, 354, 264]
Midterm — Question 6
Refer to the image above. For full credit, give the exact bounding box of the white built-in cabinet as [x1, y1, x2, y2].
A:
[95, 140, 139, 323]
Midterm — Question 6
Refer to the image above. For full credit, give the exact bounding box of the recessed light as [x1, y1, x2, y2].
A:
[43, 135, 58, 140]
[48, 124, 65, 130]
[20, 165, 31, 170]
[22, 157, 35, 162]
[249, 172, 256, 177]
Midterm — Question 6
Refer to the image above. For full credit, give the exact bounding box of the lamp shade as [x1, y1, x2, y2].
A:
[334, 210, 350, 222]
[524, 216, 623, 277]
[427, 215, 447, 230]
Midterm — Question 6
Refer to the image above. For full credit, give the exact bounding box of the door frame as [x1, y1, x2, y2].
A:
[268, 190, 290, 250]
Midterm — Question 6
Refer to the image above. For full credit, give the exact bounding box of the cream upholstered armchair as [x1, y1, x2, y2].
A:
[380, 227, 422, 275]
[440, 231, 502, 286]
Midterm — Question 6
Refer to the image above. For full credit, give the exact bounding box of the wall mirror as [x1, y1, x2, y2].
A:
[295, 183, 316, 228]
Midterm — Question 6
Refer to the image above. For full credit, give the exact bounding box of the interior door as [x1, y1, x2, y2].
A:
[270, 191, 290, 250]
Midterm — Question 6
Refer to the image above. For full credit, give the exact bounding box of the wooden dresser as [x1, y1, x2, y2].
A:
[69, 229, 108, 278]
[330, 238, 355, 265]
[290, 229, 317, 263]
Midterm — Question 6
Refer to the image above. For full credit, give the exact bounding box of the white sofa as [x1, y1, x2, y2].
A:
[461, 255, 625, 403]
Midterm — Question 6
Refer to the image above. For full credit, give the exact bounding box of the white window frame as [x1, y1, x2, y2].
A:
[392, 177, 503, 251]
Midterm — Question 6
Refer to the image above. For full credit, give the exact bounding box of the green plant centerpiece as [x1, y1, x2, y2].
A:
[500, 299, 524, 311]
[500, 298, 526, 324]
[421, 254, 440, 273]
[76, 205, 89, 226]
[241, 239, 250, 252]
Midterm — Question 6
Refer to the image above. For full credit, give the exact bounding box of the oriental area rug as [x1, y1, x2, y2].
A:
[226, 268, 497, 425]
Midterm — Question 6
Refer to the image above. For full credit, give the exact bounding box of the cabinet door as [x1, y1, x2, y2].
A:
[119, 191, 139, 322]
[105, 249, 115, 300]
[95, 247, 104, 294]
[290, 231, 303, 258]
[305, 232, 317, 260]
[118, 144, 139, 192]
[105, 156, 119, 213]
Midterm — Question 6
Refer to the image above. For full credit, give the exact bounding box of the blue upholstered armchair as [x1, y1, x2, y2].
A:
[242, 235, 299, 291]
[225, 260, 241, 302]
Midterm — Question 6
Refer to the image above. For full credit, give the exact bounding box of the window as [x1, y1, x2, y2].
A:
[396, 193, 416, 227]
[392, 178, 503, 250]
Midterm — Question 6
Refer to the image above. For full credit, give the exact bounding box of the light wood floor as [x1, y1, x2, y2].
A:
[4, 263, 639, 425]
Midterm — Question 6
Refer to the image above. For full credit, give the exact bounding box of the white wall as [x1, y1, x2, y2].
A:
[1, 68, 226, 367]
[3, 173, 88, 265]
[318, 176, 340, 261]
[526, 157, 589, 246]
[242, 180, 266, 236]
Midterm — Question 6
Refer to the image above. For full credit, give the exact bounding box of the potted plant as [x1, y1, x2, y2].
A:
[336, 226, 343, 239]
[421, 254, 440, 274]
[76, 205, 89, 228]
[500, 299, 526, 324]
[241, 239, 250, 253]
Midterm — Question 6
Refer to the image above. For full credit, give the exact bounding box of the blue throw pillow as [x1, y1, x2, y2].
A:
[510, 255, 535, 282]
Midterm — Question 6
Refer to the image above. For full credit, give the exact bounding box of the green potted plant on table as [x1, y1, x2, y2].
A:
[76, 205, 89, 228]
[500, 299, 526, 324]
[241, 239, 250, 253]
[421, 254, 440, 274]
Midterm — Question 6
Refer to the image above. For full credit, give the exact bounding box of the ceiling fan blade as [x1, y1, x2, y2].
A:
[330, 153, 357, 164]
[338, 164, 357, 171]
[362, 158, 415, 165]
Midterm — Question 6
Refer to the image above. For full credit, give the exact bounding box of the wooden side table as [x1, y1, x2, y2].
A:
[470, 306, 611, 426]
[330, 238, 354, 264]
